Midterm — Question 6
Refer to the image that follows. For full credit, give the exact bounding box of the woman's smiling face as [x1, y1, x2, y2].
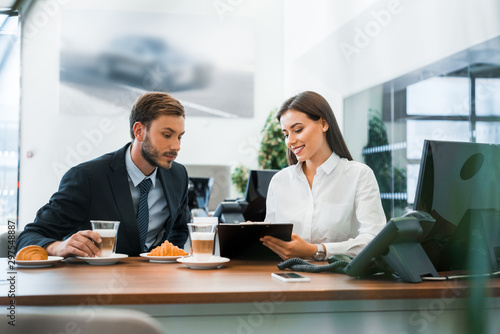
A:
[280, 109, 331, 165]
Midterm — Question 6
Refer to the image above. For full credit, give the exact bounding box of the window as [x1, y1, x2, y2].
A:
[0, 13, 20, 233]
[344, 35, 500, 220]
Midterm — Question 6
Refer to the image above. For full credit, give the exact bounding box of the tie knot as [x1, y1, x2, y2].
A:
[138, 178, 152, 194]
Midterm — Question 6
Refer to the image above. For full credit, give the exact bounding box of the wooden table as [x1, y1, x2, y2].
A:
[2, 257, 500, 333]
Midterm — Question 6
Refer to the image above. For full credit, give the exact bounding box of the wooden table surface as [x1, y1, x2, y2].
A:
[2, 257, 499, 306]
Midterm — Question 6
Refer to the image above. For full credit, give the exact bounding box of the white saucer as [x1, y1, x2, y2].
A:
[140, 253, 189, 263]
[76, 253, 128, 265]
[176, 256, 230, 269]
[15, 256, 64, 268]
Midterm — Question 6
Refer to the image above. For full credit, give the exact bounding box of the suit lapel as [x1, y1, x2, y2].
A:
[158, 170, 174, 226]
[108, 143, 142, 255]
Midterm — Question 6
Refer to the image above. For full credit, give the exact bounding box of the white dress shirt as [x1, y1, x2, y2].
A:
[264, 152, 386, 258]
[125, 147, 169, 251]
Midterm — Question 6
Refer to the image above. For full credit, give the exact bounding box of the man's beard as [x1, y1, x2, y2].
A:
[141, 133, 177, 169]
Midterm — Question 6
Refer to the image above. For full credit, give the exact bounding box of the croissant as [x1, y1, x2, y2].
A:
[149, 240, 188, 256]
[16, 245, 49, 261]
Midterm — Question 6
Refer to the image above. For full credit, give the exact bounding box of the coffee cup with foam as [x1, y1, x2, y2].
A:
[90, 220, 120, 257]
[188, 217, 218, 261]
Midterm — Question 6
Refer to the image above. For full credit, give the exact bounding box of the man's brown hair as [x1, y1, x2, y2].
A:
[129, 92, 185, 139]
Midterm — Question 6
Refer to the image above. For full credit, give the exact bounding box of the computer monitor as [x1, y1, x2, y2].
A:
[414, 140, 500, 272]
[187, 177, 214, 213]
[212, 169, 278, 224]
[243, 169, 278, 221]
[345, 140, 500, 282]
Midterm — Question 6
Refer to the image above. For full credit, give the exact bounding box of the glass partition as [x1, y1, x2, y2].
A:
[0, 14, 20, 233]
[344, 35, 500, 220]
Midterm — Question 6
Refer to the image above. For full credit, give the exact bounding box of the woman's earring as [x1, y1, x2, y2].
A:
[323, 128, 326, 132]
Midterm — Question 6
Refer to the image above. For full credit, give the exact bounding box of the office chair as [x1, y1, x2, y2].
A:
[1, 307, 165, 334]
[0, 229, 21, 257]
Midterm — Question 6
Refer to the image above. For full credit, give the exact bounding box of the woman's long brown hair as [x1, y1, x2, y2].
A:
[277, 91, 353, 165]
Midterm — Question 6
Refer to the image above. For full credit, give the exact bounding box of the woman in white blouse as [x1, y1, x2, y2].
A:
[261, 91, 386, 260]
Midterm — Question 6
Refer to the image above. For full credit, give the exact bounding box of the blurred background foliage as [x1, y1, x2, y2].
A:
[363, 108, 407, 220]
[232, 109, 287, 195]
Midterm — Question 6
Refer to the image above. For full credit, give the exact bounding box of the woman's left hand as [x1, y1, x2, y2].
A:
[260, 233, 317, 260]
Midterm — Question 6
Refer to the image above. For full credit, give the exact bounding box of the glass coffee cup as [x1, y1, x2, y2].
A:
[188, 217, 218, 261]
[90, 220, 120, 257]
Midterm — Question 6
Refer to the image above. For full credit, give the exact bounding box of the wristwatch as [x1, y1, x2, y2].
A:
[313, 244, 326, 261]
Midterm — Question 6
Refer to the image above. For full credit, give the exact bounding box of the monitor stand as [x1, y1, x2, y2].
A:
[382, 241, 439, 283]
[445, 208, 500, 273]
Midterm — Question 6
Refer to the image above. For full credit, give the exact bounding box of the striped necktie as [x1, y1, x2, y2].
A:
[137, 178, 153, 252]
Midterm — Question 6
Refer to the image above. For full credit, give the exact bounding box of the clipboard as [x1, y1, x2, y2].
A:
[217, 223, 293, 260]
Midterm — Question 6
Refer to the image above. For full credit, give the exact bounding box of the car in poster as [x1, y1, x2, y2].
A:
[97, 35, 213, 91]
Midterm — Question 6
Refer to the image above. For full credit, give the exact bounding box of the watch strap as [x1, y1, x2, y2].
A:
[314, 243, 326, 260]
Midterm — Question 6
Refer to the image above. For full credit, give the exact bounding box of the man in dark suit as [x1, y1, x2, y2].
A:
[16, 92, 190, 257]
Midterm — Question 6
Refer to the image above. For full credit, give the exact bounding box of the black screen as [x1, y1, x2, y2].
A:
[243, 169, 278, 221]
[414, 140, 500, 271]
[187, 177, 214, 212]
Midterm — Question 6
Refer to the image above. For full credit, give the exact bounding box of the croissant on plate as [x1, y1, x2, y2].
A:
[16, 245, 49, 261]
[149, 240, 188, 256]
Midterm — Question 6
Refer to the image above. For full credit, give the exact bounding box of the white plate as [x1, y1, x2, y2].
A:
[177, 256, 230, 269]
[76, 253, 128, 266]
[15, 256, 64, 268]
[140, 253, 189, 263]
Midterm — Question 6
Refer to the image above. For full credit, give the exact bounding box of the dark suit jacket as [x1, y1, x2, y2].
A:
[16, 143, 190, 256]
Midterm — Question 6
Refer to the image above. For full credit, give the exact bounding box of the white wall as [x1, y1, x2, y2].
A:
[282, 0, 381, 129]
[284, 0, 500, 97]
[343, 86, 384, 162]
[18, 0, 284, 226]
[282, 0, 500, 144]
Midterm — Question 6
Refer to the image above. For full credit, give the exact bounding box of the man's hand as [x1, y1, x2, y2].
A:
[46, 230, 102, 258]
[260, 233, 317, 260]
